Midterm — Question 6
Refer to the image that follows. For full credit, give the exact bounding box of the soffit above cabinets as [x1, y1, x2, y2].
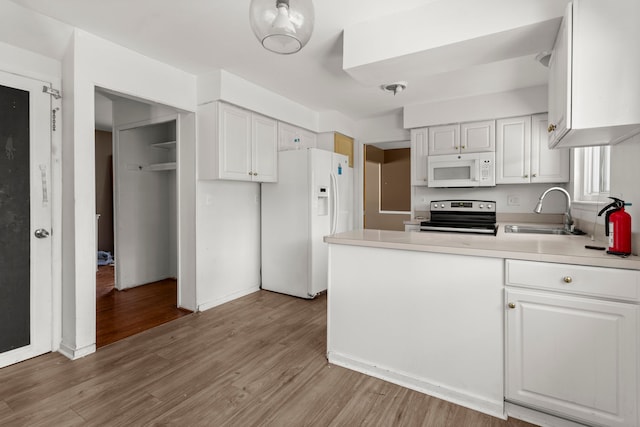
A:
[343, 0, 568, 94]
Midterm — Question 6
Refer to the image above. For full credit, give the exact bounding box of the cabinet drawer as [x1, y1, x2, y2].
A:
[506, 260, 640, 302]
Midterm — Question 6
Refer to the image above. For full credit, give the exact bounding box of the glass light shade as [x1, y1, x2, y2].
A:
[249, 0, 315, 54]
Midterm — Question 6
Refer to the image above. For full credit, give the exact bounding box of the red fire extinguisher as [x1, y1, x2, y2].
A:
[597, 197, 632, 255]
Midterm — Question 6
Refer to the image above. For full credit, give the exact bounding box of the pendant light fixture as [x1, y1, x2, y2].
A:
[249, 0, 315, 54]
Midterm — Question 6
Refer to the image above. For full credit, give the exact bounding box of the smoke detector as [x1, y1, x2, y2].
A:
[381, 81, 407, 95]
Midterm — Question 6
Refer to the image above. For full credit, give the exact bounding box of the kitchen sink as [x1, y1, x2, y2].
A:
[504, 224, 571, 235]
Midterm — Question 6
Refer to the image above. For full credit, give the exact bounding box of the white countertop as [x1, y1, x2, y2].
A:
[325, 225, 640, 270]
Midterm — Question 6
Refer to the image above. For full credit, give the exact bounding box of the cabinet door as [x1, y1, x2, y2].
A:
[252, 114, 278, 182]
[410, 128, 428, 186]
[531, 113, 569, 183]
[334, 133, 354, 168]
[461, 120, 495, 153]
[547, 3, 572, 147]
[428, 124, 460, 155]
[299, 128, 317, 150]
[496, 116, 531, 184]
[277, 122, 298, 151]
[218, 103, 252, 181]
[506, 288, 638, 427]
[278, 122, 316, 151]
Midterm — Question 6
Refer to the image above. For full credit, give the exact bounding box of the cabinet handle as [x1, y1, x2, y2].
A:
[248, 171, 253, 175]
[547, 123, 557, 133]
[253, 172, 258, 176]
[454, 146, 459, 150]
[523, 174, 528, 178]
[532, 173, 537, 178]
[461, 145, 466, 149]
[508, 302, 516, 309]
[562, 276, 573, 284]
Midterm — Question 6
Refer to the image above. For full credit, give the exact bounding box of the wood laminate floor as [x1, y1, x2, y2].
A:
[96, 265, 191, 348]
[1, 290, 537, 426]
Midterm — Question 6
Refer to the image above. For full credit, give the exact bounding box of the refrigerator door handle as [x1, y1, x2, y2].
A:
[330, 172, 339, 235]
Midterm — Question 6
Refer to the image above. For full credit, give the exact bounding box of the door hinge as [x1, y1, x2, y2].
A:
[42, 85, 62, 99]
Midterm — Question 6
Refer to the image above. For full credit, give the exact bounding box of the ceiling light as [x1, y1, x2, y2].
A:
[249, 0, 315, 55]
[381, 82, 408, 96]
[535, 51, 552, 67]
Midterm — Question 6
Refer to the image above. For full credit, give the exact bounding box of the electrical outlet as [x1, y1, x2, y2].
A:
[507, 195, 520, 206]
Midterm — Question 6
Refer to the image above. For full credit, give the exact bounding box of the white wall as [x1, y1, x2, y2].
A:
[198, 70, 319, 132]
[114, 117, 177, 289]
[195, 181, 261, 311]
[355, 111, 409, 144]
[404, 86, 547, 129]
[609, 133, 640, 255]
[197, 70, 357, 137]
[413, 184, 568, 215]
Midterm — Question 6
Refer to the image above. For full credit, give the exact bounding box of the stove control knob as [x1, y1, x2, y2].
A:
[479, 204, 484, 208]
[440, 204, 445, 208]
[432, 203, 438, 209]
[487, 204, 493, 209]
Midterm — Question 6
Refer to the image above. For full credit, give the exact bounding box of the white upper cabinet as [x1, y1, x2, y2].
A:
[198, 102, 277, 182]
[460, 120, 495, 153]
[429, 121, 494, 156]
[496, 116, 531, 184]
[530, 113, 569, 183]
[410, 127, 428, 185]
[278, 122, 317, 151]
[548, 1, 640, 148]
[251, 113, 278, 182]
[218, 102, 253, 181]
[428, 124, 459, 155]
[497, 114, 569, 184]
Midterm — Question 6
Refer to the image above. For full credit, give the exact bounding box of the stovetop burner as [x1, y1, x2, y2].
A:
[420, 199, 497, 235]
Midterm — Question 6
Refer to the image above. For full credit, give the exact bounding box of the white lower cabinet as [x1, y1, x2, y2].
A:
[505, 260, 639, 427]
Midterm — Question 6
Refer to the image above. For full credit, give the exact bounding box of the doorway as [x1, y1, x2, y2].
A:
[363, 143, 412, 231]
[94, 89, 190, 348]
[0, 71, 53, 367]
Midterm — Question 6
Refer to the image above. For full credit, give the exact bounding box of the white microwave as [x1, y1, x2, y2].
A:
[427, 152, 495, 188]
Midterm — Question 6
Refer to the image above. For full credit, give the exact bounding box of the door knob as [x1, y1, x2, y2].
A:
[34, 228, 50, 239]
[547, 123, 557, 133]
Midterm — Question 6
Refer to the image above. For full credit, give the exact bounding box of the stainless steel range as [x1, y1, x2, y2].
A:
[420, 200, 498, 235]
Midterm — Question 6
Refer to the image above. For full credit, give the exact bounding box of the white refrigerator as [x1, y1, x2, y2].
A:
[261, 148, 353, 299]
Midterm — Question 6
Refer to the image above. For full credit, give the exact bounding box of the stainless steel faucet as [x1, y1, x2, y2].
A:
[534, 186, 573, 232]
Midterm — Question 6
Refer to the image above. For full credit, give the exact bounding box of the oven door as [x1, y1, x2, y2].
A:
[427, 154, 480, 188]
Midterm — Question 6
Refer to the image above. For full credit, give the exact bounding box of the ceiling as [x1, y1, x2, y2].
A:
[8, 0, 568, 121]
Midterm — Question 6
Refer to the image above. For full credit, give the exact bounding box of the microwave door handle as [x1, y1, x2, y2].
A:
[471, 161, 479, 182]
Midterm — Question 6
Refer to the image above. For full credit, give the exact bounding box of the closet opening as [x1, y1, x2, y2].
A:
[95, 89, 190, 348]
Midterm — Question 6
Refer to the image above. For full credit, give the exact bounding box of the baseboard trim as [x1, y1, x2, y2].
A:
[197, 286, 260, 312]
[505, 402, 590, 427]
[58, 342, 96, 361]
[328, 350, 505, 420]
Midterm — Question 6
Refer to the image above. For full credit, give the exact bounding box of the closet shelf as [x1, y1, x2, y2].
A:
[143, 162, 176, 171]
[150, 141, 177, 150]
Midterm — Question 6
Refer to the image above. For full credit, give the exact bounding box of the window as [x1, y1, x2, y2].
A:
[574, 145, 610, 202]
